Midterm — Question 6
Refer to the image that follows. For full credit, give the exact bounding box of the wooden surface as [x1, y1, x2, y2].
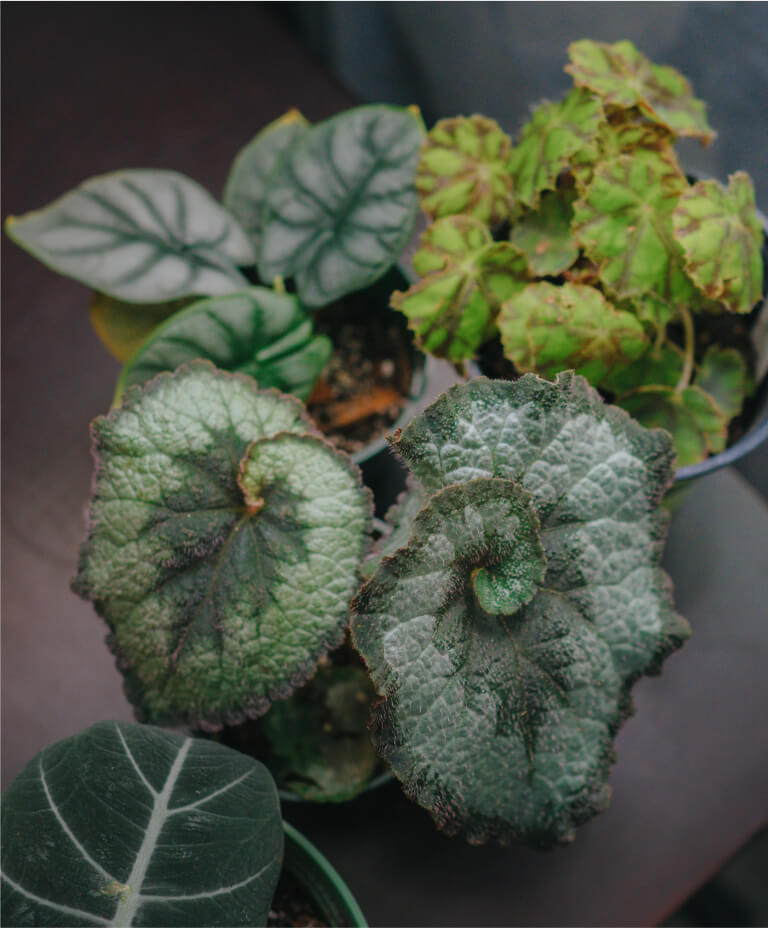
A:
[3, 6, 767, 927]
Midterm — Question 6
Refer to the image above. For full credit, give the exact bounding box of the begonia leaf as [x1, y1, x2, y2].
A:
[416, 115, 516, 225]
[73, 361, 371, 729]
[353, 374, 687, 846]
[507, 87, 604, 207]
[391, 216, 528, 361]
[223, 109, 310, 255]
[672, 172, 764, 314]
[694, 345, 750, 421]
[509, 189, 579, 276]
[601, 343, 684, 397]
[90, 292, 193, 362]
[5, 170, 255, 302]
[362, 475, 428, 579]
[498, 281, 647, 382]
[566, 39, 715, 142]
[259, 105, 423, 307]
[115, 288, 331, 403]
[1, 721, 282, 928]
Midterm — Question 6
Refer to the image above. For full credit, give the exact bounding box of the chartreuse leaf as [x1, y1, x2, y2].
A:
[672, 173, 764, 314]
[617, 385, 727, 466]
[73, 362, 371, 728]
[416, 115, 516, 225]
[566, 39, 715, 142]
[90, 293, 193, 362]
[694, 346, 750, 421]
[5, 170, 255, 302]
[261, 665, 379, 802]
[115, 288, 332, 403]
[498, 282, 648, 382]
[0, 721, 282, 927]
[509, 189, 579, 276]
[354, 375, 687, 846]
[223, 109, 310, 253]
[391, 216, 528, 362]
[507, 87, 604, 207]
[259, 105, 424, 307]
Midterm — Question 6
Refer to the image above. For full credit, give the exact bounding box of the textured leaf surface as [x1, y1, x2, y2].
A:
[694, 346, 750, 420]
[566, 39, 715, 141]
[509, 189, 579, 276]
[259, 105, 423, 307]
[115, 288, 331, 402]
[90, 293, 192, 362]
[416, 115, 515, 225]
[507, 88, 604, 207]
[261, 665, 379, 802]
[1, 721, 282, 927]
[223, 109, 310, 253]
[392, 216, 528, 361]
[5, 170, 255, 302]
[498, 282, 647, 382]
[73, 362, 371, 728]
[672, 173, 764, 313]
[353, 375, 687, 846]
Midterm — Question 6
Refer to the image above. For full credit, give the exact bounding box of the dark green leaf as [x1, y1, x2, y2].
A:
[600, 343, 684, 397]
[5, 170, 255, 302]
[1, 721, 282, 927]
[73, 362, 371, 728]
[259, 105, 424, 307]
[694, 345, 750, 420]
[362, 475, 428, 579]
[114, 288, 332, 403]
[509, 189, 579, 276]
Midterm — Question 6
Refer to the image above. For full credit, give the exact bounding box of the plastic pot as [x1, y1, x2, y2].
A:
[281, 821, 368, 927]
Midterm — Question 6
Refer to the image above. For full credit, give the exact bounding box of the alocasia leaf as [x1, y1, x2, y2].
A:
[672, 172, 764, 314]
[617, 385, 727, 466]
[391, 215, 529, 362]
[416, 115, 516, 225]
[73, 361, 371, 728]
[259, 105, 424, 307]
[352, 374, 688, 846]
[5, 170, 256, 302]
[565, 39, 715, 142]
[498, 281, 648, 382]
[114, 288, 332, 403]
[509, 189, 579, 276]
[223, 109, 310, 253]
[0, 721, 283, 927]
[90, 292, 193, 362]
[694, 345, 750, 421]
[507, 87, 604, 207]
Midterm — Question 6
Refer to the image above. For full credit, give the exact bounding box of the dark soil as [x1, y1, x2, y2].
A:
[267, 871, 328, 928]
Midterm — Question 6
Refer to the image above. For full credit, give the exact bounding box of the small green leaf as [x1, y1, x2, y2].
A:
[259, 105, 424, 307]
[73, 362, 371, 728]
[617, 384, 727, 466]
[261, 665, 379, 802]
[115, 288, 331, 403]
[416, 115, 515, 225]
[566, 39, 715, 142]
[391, 216, 528, 361]
[507, 87, 604, 207]
[362, 475, 428, 579]
[509, 189, 579, 276]
[694, 346, 750, 421]
[601, 343, 684, 397]
[672, 172, 764, 314]
[1, 721, 283, 927]
[90, 292, 193, 362]
[498, 282, 648, 382]
[223, 109, 310, 254]
[5, 170, 256, 302]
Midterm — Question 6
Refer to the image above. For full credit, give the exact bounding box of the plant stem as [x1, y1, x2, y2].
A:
[675, 303, 695, 393]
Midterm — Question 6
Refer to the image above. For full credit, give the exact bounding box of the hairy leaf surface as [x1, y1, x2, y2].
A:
[353, 375, 687, 845]
[115, 288, 331, 403]
[672, 173, 764, 314]
[416, 115, 515, 225]
[509, 189, 579, 276]
[259, 105, 423, 307]
[90, 293, 193, 362]
[5, 170, 255, 302]
[566, 39, 715, 142]
[1, 721, 282, 927]
[223, 109, 310, 253]
[73, 362, 371, 728]
[498, 282, 647, 382]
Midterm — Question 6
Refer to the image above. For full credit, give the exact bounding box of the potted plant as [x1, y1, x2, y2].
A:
[388, 39, 766, 481]
[0, 720, 367, 927]
[69, 357, 688, 846]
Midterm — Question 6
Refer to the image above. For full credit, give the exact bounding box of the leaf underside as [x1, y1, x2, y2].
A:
[0, 721, 283, 927]
[73, 361, 371, 728]
[90, 292, 193, 362]
[352, 374, 688, 847]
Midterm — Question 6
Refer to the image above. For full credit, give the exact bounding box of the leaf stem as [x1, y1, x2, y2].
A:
[675, 303, 695, 393]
